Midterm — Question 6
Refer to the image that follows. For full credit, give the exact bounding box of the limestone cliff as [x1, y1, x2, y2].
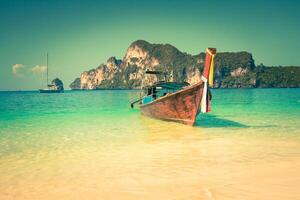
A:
[70, 40, 300, 89]
[75, 57, 122, 90]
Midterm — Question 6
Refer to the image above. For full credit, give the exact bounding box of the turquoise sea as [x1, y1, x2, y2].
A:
[0, 89, 300, 200]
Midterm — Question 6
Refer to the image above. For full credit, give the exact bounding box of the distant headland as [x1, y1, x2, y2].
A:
[70, 40, 300, 89]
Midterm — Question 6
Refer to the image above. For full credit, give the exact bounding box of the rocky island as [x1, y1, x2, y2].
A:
[50, 78, 64, 91]
[70, 40, 300, 89]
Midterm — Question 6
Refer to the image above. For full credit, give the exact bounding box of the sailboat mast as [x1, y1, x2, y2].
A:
[47, 53, 48, 86]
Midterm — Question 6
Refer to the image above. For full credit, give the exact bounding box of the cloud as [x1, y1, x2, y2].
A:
[12, 64, 48, 78]
[12, 64, 25, 77]
[30, 65, 47, 73]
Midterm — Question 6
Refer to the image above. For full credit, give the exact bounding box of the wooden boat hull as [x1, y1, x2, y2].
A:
[140, 81, 204, 126]
[39, 89, 64, 93]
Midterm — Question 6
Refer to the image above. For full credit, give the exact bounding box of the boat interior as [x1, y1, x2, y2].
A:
[142, 81, 190, 104]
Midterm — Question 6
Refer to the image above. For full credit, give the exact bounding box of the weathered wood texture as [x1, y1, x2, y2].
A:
[140, 81, 204, 125]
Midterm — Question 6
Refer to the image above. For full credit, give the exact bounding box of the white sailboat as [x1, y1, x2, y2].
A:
[39, 53, 63, 93]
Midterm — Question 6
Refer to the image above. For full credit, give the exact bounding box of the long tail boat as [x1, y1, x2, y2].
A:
[131, 48, 217, 126]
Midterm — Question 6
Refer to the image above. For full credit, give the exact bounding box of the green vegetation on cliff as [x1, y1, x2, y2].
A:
[255, 65, 300, 88]
[70, 40, 300, 89]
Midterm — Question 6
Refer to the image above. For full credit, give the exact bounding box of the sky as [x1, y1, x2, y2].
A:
[0, 0, 299, 90]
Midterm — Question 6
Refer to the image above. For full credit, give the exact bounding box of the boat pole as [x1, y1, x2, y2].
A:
[47, 52, 48, 86]
[130, 98, 142, 108]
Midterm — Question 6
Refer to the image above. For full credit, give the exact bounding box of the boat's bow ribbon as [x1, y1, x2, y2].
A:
[201, 48, 216, 113]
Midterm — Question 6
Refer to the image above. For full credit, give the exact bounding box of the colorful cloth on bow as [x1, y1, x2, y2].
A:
[201, 48, 216, 113]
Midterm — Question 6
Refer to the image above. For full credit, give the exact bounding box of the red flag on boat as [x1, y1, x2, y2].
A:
[201, 48, 217, 113]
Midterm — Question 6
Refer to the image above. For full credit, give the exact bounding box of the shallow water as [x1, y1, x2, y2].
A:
[0, 89, 300, 199]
